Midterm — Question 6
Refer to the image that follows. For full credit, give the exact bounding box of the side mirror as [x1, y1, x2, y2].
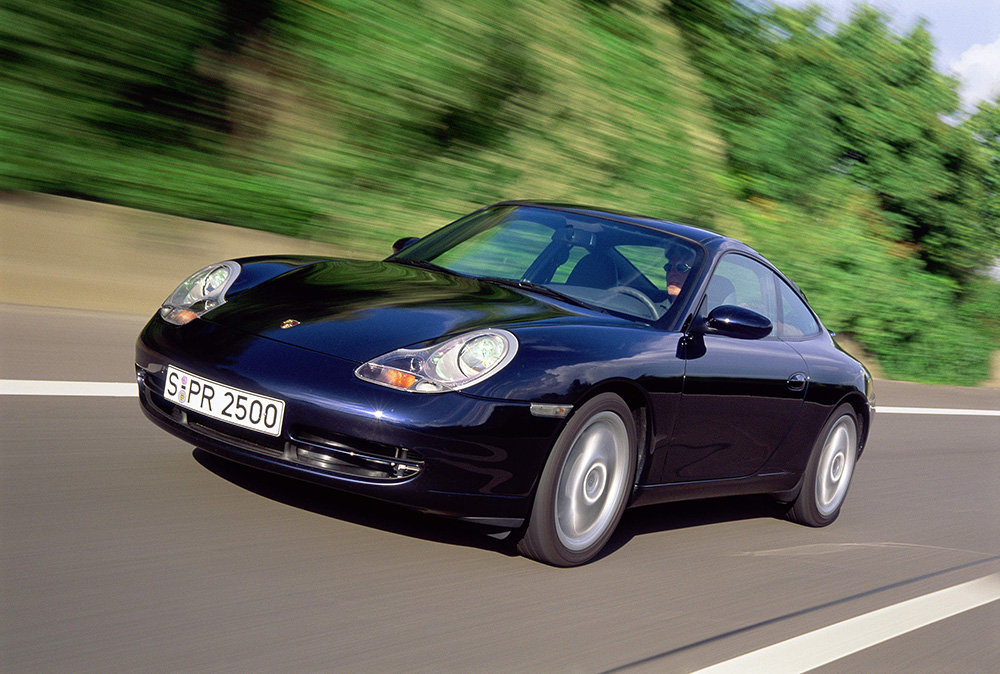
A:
[392, 236, 420, 255]
[695, 305, 772, 340]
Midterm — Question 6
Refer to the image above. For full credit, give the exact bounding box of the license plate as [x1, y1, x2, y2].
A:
[163, 366, 285, 437]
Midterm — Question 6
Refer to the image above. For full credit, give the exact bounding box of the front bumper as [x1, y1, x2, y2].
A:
[136, 315, 565, 527]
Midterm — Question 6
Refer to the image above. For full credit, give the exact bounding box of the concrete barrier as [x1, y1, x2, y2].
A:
[1, 192, 353, 316]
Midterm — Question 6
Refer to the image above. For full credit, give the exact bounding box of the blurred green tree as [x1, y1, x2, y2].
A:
[1, 1, 227, 181]
[964, 96, 1000, 250]
[830, 8, 991, 280]
[0, 0, 318, 231]
[668, 1, 997, 280]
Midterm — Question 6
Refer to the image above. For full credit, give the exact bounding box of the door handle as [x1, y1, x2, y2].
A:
[787, 372, 807, 391]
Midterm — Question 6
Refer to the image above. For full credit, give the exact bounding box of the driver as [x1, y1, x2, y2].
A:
[663, 245, 696, 300]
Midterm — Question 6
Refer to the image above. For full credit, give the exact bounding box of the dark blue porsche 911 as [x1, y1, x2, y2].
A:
[137, 202, 874, 566]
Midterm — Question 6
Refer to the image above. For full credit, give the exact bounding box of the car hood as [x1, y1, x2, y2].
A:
[205, 259, 603, 362]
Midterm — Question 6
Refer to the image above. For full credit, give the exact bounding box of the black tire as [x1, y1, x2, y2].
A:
[517, 393, 637, 566]
[787, 403, 859, 527]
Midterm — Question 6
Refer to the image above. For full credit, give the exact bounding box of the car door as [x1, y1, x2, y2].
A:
[657, 253, 809, 482]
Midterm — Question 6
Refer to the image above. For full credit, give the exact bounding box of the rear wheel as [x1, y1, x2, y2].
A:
[788, 403, 859, 526]
[517, 393, 637, 566]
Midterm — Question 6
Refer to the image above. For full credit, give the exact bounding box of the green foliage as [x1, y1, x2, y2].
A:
[740, 183, 997, 386]
[0, 0, 317, 233]
[964, 97, 1000, 248]
[2, 0, 738, 248]
[829, 9, 991, 280]
[669, 1, 997, 280]
[665, 2, 840, 204]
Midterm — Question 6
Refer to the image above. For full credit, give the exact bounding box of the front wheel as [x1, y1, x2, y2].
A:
[787, 403, 859, 527]
[517, 393, 637, 566]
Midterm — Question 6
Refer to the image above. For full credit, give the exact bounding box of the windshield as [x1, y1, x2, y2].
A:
[391, 205, 705, 323]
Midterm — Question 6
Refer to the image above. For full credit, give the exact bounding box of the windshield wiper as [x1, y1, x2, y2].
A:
[477, 277, 597, 310]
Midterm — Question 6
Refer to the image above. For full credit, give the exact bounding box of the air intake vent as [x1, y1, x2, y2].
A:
[291, 435, 423, 481]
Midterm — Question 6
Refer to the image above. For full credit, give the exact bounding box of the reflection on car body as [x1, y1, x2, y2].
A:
[137, 202, 874, 566]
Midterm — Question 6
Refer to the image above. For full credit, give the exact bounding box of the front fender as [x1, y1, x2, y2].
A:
[465, 325, 685, 404]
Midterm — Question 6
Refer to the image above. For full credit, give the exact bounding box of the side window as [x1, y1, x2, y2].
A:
[704, 254, 778, 331]
[778, 280, 820, 338]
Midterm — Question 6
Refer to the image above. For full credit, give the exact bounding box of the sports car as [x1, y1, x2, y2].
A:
[136, 201, 874, 566]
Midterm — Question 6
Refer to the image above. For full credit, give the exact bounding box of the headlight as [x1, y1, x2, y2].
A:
[159, 261, 241, 325]
[355, 329, 518, 393]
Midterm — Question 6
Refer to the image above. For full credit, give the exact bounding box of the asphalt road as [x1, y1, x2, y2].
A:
[2, 304, 998, 673]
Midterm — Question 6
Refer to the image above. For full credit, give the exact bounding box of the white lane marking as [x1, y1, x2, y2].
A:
[0, 379, 136, 397]
[742, 541, 995, 558]
[0, 380, 997, 415]
[878, 406, 1000, 416]
[691, 573, 1000, 674]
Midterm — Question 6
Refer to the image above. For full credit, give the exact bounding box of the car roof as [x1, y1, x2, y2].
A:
[493, 200, 809, 301]
[493, 201, 747, 252]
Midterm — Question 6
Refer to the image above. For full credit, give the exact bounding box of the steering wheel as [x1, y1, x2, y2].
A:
[608, 286, 658, 319]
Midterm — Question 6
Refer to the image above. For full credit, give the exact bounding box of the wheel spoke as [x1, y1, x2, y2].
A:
[555, 412, 629, 551]
[814, 416, 857, 517]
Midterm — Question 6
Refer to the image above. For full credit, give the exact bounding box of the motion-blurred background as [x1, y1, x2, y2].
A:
[2, 0, 998, 385]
